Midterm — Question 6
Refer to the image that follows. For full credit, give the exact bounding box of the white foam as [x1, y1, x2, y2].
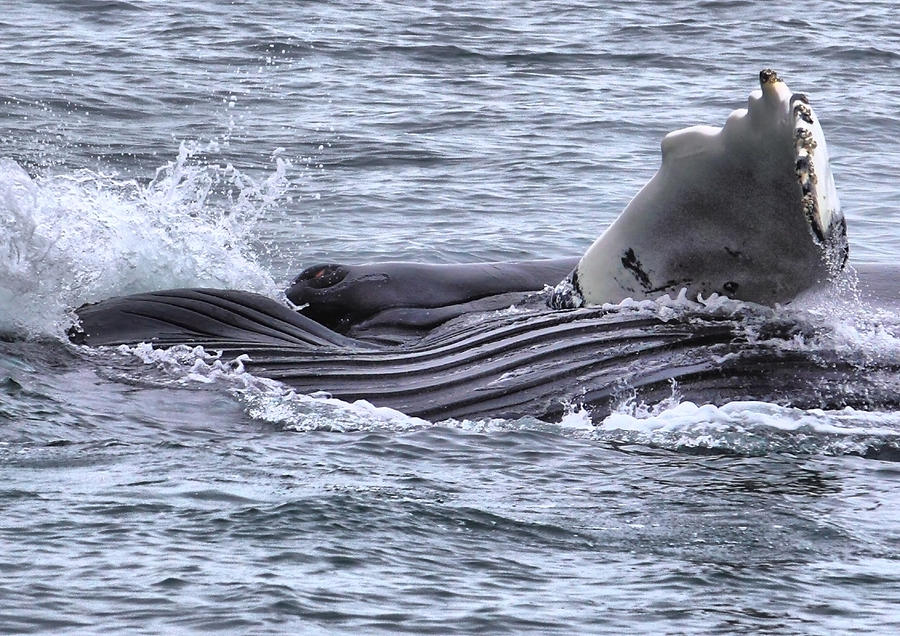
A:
[591, 283, 900, 368]
[598, 287, 762, 321]
[0, 144, 289, 339]
[243, 391, 431, 433]
[596, 399, 900, 456]
[105, 342, 431, 433]
[602, 399, 898, 437]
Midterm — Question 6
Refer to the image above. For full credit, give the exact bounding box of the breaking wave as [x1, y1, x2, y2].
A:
[0, 143, 289, 339]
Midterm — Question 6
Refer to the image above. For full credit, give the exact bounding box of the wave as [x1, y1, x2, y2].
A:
[0, 144, 289, 339]
[595, 399, 900, 460]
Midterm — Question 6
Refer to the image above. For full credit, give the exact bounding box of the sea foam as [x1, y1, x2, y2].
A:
[0, 143, 288, 339]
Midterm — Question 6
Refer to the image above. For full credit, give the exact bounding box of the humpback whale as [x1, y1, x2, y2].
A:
[70, 71, 900, 421]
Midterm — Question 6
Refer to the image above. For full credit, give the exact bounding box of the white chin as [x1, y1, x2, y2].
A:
[561, 69, 847, 308]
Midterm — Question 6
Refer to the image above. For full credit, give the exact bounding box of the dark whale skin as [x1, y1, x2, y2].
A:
[71, 265, 900, 422]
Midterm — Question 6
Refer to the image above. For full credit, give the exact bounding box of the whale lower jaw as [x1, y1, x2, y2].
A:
[790, 91, 848, 272]
[556, 70, 848, 309]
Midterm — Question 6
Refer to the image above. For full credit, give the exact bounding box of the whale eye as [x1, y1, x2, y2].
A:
[294, 264, 348, 289]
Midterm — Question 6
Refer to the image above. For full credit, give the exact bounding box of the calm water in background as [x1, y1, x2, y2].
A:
[1, 1, 899, 633]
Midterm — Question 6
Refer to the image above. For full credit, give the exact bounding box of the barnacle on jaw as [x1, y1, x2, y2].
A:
[788, 78, 842, 254]
[794, 102, 814, 124]
[801, 194, 824, 242]
[794, 128, 816, 151]
[759, 68, 779, 84]
[796, 156, 811, 186]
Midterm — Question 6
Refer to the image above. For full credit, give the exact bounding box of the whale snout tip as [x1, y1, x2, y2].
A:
[759, 69, 779, 86]
[756, 68, 793, 109]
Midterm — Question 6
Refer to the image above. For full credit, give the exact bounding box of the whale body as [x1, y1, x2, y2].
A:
[71, 282, 900, 421]
[70, 71, 900, 421]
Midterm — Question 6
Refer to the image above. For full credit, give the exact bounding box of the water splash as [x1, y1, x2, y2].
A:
[103, 342, 431, 433]
[0, 144, 290, 339]
[595, 399, 900, 458]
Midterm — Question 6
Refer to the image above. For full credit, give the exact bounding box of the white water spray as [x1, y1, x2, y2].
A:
[0, 143, 290, 339]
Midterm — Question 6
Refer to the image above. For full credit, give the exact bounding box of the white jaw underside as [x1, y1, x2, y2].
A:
[663, 69, 842, 247]
[552, 70, 848, 309]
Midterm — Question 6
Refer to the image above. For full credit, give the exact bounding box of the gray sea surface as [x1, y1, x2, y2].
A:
[1, 1, 899, 633]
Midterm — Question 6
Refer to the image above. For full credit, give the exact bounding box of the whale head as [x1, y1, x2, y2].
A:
[552, 70, 848, 308]
[722, 69, 846, 265]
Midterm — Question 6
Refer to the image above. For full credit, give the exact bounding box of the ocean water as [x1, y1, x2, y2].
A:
[1, 1, 899, 633]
